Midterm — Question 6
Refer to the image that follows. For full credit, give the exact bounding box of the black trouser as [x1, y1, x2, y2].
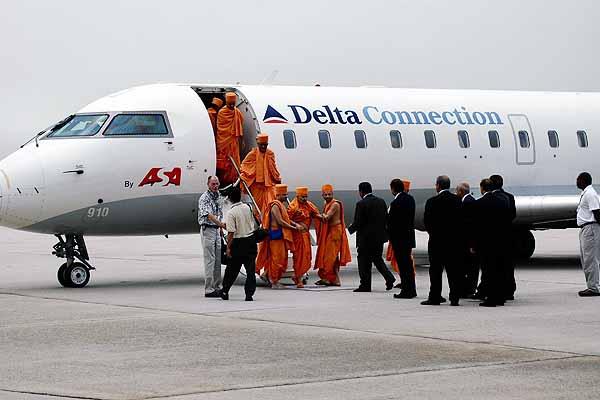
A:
[390, 242, 416, 295]
[357, 242, 395, 290]
[502, 236, 516, 298]
[427, 242, 461, 302]
[461, 248, 479, 296]
[222, 237, 257, 298]
[479, 244, 504, 304]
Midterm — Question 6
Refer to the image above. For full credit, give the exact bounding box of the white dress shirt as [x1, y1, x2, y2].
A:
[577, 185, 600, 226]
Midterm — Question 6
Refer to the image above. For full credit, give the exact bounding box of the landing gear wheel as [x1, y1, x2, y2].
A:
[57, 262, 70, 287]
[514, 230, 535, 260]
[64, 262, 91, 288]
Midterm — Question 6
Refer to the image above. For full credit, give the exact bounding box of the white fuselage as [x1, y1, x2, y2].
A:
[0, 84, 596, 235]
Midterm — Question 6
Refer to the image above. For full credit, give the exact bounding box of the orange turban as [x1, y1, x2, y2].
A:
[256, 134, 269, 144]
[321, 184, 333, 192]
[402, 179, 411, 192]
[275, 184, 288, 196]
[225, 92, 237, 104]
[211, 97, 223, 107]
[295, 187, 308, 196]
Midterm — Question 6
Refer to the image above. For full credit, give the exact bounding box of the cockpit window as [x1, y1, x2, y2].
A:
[46, 114, 109, 137]
[104, 114, 168, 136]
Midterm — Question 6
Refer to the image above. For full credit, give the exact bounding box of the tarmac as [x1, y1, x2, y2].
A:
[0, 227, 599, 400]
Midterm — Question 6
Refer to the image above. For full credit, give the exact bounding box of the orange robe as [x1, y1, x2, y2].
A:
[256, 200, 295, 283]
[216, 106, 243, 184]
[314, 200, 352, 284]
[208, 108, 218, 132]
[287, 199, 320, 280]
[386, 242, 416, 277]
[240, 148, 281, 216]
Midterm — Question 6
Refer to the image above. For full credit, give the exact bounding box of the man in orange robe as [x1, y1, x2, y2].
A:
[256, 184, 300, 288]
[287, 187, 321, 288]
[207, 97, 223, 133]
[314, 184, 352, 286]
[216, 92, 243, 185]
[240, 133, 282, 216]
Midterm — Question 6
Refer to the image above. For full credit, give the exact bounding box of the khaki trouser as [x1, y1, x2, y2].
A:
[201, 226, 222, 293]
[579, 224, 600, 293]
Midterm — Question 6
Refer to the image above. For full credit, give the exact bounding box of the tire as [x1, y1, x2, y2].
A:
[514, 230, 535, 260]
[64, 262, 91, 288]
[57, 263, 70, 287]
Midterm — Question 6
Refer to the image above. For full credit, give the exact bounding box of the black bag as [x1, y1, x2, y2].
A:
[220, 235, 230, 266]
[247, 204, 269, 243]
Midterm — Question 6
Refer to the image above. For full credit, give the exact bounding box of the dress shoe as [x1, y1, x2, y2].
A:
[394, 283, 402, 289]
[439, 296, 447, 303]
[205, 290, 221, 298]
[450, 300, 460, 306]
[353, 287, 371, 293]
[245, 296, 253, 301]
[421, 299, 441, 305]
[394, 292, 417, 299]
[479, 301, 496, 307]
[505, 295, 515, 301]
[578, 289, 600, 297]
[386, 281, 395, 291]
[220, 291, 229, 300]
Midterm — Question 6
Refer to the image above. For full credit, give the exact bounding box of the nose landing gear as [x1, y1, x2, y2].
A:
[53, 234, 95, 288]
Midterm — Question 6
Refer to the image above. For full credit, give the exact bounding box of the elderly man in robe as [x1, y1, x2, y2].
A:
[314, 184, 352, 286]
[240, 133, 282, 215]
[256, 184, 301, 288]
[207, 97, 223, 133]
[287, 187, 321, 288]
[216, 92, 244, 185]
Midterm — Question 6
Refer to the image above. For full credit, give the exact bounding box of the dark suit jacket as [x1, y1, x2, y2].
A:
[460, 193, 477, 249]
[475, 191, 507, 251]
[387, 192, 416, 249]
[348, 193, 388, 248]
[423, 190, 462, 248]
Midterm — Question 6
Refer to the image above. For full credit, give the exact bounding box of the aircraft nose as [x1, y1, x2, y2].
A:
[0, 148, 45, 230]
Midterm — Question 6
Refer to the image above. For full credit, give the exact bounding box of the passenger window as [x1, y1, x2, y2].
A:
[47, 114, 109, 137]
[547, 130, 559, 148]
[104, 114, 169, 136]
[457, 130, 470, 148]
[318, 130, 331, 149]
[518, 130, 531, 148]
[424, 130, 436, 148]
[390, 130, 403, 148]
[283, 130, 296, 149]
[354, 130, 367, 149]
[577, 130, 588, 148]
[488, 130, 500, 148]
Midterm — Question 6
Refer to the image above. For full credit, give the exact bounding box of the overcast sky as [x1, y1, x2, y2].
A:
[1, 0, 598, 158]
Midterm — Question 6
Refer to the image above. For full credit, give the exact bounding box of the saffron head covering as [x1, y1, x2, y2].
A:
[275, 184, 288, 196]
[295, 187, 308, 196]
[321, 184, 333, 193]
[211, 97, 223, 108]
[225, 92, 237, 104]
[256, 134, 269, 144]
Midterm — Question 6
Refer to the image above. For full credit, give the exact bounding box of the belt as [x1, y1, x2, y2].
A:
[579, 222, 598, 228]
[201, 224, 219, 229]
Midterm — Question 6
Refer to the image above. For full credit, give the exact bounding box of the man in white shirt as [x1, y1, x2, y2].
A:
[576, 172, 600, 297]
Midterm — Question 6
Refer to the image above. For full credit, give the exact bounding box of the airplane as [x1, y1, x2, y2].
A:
[0, 83, 594, 288]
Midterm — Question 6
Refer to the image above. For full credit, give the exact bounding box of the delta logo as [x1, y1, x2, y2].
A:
[262, 105, 288, 124]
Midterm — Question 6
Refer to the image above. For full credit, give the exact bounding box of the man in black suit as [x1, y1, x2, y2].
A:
[348, 181, 396, 292]
[456, 182, 478, 297]
[387, 179, 417, 299]
[490, 174, 517, 301]
[476, 178, 507, 307]
[422, 175, 462, 306]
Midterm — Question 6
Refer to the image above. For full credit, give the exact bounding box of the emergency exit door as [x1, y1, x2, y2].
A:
[508, 114, 535, 165]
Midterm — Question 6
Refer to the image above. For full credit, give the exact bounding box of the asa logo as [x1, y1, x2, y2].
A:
[139, 167, 182, 187]
[263, 105, 288, 124]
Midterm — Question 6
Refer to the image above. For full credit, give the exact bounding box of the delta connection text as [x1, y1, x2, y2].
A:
[285, 105, 504, 126]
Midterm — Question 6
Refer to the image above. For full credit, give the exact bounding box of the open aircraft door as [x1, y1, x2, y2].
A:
[508, 114, 536, 165]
